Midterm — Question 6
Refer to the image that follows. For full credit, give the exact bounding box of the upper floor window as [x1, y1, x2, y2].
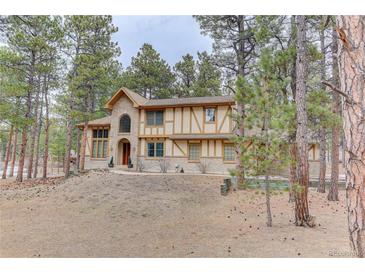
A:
[205, 108, 216, 123]
[119, 114, 131, 133]
[92, 128, 109, 158]
[146, 110, 164, 126]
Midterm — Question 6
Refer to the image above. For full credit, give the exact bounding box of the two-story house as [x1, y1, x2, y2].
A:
[77, 87, 237, 173]
[77, 87, 342, 175]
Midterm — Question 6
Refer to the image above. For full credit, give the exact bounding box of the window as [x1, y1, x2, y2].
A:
[308, 144, 316, 161]
[223, 143, 235, 161]
[147, 141, 164, 157]
[156, 142, 164, 157]
[146, 111, 154, 125]
[188, 143, 200, 161]
[155, 111, 164, 125]
[146, 110, 164, 126]
[205, 108, 216, 122]
[119, 114, 131, 133]
[147, 143, 155, 157]
[92, 128, 109, 158]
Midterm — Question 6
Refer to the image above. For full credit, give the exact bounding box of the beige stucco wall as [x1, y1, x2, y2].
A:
[139, 105, 233, 137]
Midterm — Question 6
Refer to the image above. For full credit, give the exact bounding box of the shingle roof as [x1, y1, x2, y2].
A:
[76, 116, 111, 128]
[124, 87, 149, 106]
[143, 95, 235, 107]
[105, 87, 235, 109]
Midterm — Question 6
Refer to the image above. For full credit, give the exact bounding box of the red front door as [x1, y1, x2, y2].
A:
[122, 143, 130, 165]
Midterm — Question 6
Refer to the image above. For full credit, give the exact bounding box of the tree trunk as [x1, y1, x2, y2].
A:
[263, 102, 272, 227]
[16, 126, 28, 182]
[328, 27, 340, 201]
[79, 121, 88, 172]
[16, 51, 35, 183]
[42, 83, 50, 179]
[288, 142, 297, 202]
[317, 22, 327, 193]
[64, 119, 73, 178]
[33, 90, 44, 178]
[294, 16, 314, 227]
[317, 128, 326, 193]
[9, 128, 18, 177]
[57, 153, 60, 174]
[235, 103, 245, 187]
[15, 127, 26, 183]
[336, 15, 365, 257]
[32, 118, 43, 178]
[2, 125, 14, 179]
[27, 87, 41, 179]
[76, 127, 81, 172]
[235, 15, 247, 188]
[265, 175, 272, 227]
[288, 15, 297, 203]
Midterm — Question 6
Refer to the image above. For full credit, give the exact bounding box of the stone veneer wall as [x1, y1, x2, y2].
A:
[136, 157, 344, 177]
[84, 157, 109, 169]
[109, 95, 139, 168]
[136, 156, 235, 174]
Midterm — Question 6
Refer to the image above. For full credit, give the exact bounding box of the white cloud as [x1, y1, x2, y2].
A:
[112, 16, 212, 67]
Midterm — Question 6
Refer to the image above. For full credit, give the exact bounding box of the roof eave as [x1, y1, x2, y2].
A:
[76, 123, 111, 129]
[140, 101, 235, 109]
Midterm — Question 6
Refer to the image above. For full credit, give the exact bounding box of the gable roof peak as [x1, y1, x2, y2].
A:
[105, 87, 149, 109]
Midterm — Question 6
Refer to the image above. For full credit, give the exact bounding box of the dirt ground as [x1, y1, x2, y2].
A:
[0, 170, 351, 257]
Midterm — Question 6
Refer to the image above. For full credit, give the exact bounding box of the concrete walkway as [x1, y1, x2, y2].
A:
[109, 168, 346, 183]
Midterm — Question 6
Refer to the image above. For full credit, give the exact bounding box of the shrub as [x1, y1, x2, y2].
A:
[197, 158, 209, 174]
[158, 158, 169, 173]
[137, 158, 145, 172]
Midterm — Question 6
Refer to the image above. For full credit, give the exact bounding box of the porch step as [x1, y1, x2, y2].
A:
[112, 166, 134, 172]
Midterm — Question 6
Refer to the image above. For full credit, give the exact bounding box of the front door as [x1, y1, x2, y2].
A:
[122, 142, 130, 165]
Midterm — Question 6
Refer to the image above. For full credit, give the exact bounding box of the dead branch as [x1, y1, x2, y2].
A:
[322, 81, 354, 104]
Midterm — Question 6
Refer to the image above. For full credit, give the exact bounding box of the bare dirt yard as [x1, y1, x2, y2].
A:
[0, 170, 351, 257]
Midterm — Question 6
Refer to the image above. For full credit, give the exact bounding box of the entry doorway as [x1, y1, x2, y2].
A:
[122, 142, 130, 165]
[118, 139, 131, 165]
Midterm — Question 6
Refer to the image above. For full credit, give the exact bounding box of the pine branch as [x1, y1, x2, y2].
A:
[322, 81, 353, 104]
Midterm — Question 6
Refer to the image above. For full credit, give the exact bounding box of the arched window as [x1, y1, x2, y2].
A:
[119, 114, 131, 133]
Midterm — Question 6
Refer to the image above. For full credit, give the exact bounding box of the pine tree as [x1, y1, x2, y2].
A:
[9, 127, 18, 177]
[336, 15, 365, 258]
[317, 16, 329, 193]
[327, 25, 341, 201]
[235, 48, 289, 227]
[173, 52, 222, 98]
[293, 15, 315, 227]
[173, 54, 196, 98]
[121, 43, 174, 99]
[63, 16, 121, 173]
[0, 16, 62, 182]
[194, 51, 221, 97]
[0, 46, 27, 179]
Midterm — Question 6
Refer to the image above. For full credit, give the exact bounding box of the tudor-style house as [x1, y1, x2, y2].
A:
[77, 87, 343, 175]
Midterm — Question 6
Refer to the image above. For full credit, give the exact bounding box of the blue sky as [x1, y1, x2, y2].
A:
[112, 16, 213, 68]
